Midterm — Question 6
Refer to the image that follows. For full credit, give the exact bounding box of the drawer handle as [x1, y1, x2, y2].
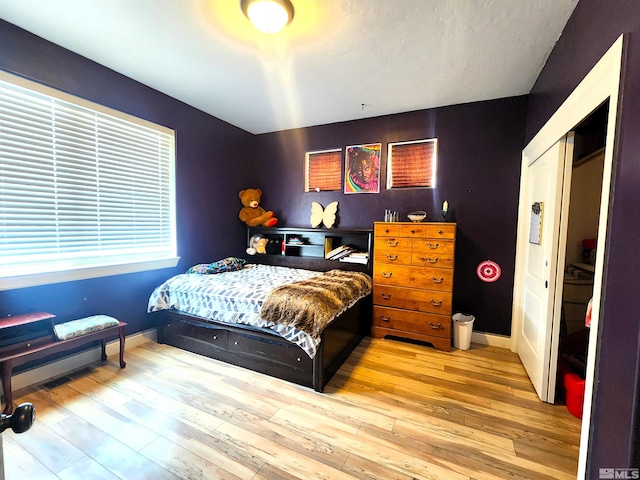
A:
[387, 240, 399, 247]
[297, 357, 301, 362]
[438, 230, 443, 235]
[380, 315, 391, 322]
[213, 335, 217, 340]
[386, 254, 398, 261]
[385, 228, 390, 233]
[381, 271, 393, 278]
[381, 293, 392, 300]
[431, 276, 444, 283]
[419, 257, 438, 263]
[234, 341, 239, 345]
[430, 299, 443, 306]
[426, 242, 439, 249]
[410, 229, 416, 234]
[429, 322, 442, 329]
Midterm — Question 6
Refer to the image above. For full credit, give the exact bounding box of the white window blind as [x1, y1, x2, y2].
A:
[0, 71, 177, 285]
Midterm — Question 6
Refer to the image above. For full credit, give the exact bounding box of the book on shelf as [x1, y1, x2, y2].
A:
[325, 244, 352, 259]
[324, 237, 334, 257]
[329, 248, 354, 260]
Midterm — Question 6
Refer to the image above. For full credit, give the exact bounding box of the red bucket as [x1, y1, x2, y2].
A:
[564, 371, 586, 419]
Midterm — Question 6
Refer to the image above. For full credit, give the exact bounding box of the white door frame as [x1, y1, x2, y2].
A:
[510, 35, 623, 479]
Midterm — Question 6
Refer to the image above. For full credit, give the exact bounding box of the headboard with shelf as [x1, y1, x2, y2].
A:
[247, 226, 373, 273]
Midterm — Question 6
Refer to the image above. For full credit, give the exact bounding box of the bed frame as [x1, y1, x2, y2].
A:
[154, 226, 373, 392]
[155, 297, 370, 392]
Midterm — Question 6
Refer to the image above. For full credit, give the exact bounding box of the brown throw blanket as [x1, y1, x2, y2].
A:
[260, 269, 372, 339]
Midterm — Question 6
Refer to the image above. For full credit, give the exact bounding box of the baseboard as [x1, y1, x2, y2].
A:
[471, 331, 512, 348]
[4, 328, 157, 395]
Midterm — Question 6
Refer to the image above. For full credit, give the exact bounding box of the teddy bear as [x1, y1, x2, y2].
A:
[246, 234, 270, 255]
[238, 188, 278, 227]
[246, 234, 263, 255]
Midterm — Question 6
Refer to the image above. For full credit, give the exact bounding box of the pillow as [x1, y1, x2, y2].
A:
[186, 257, 246, 274]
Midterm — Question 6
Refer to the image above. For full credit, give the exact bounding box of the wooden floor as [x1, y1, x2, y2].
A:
[4, 338, 581, 479]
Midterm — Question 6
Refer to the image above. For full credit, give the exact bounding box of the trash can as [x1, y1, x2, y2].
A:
[452, 313, 475, 350]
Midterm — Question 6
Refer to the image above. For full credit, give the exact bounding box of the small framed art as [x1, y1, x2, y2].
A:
[344, 143, 381, 194]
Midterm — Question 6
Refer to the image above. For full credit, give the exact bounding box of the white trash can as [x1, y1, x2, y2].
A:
[452, 313, 475, 350]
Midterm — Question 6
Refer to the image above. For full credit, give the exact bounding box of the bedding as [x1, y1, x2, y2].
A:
[147, 264, 372, 358]
[261, 269, 372, 338]
[185, 256, 247, 274]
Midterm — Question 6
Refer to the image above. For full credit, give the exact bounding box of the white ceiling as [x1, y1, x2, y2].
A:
[0, 0, 578, 134]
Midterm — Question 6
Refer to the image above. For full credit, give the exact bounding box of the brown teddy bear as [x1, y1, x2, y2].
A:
[238, 188, 278, 227]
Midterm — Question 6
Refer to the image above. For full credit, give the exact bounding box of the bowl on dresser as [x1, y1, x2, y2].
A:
[407, 211, 427, 222]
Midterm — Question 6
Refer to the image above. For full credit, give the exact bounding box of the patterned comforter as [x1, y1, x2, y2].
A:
[147, 264, 370, 358]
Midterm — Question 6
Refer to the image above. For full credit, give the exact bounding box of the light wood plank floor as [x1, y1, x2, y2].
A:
[4, 338, 581, 479]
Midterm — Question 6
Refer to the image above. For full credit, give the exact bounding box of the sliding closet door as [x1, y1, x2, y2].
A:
[513, 134, 573, 402]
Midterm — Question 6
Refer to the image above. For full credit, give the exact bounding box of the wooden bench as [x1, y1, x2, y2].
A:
[0, 312, 126, 414]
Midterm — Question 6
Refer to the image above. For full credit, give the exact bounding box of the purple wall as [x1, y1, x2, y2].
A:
[253, 98, 528, 336]
[527, 0, 640, 472]
[527, 0, 640, 142]
[0, 21, 254, 341]
[4, 1, 639, 471]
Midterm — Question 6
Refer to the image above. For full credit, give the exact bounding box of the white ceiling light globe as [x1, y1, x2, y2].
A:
[244, 0, 292, 34]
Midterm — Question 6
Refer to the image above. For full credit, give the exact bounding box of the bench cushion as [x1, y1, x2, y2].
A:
[54, 315, 120, 341]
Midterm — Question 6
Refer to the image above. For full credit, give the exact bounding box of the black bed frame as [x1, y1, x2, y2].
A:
[155, 226, 373, 392]
[155, 297, 370, 392]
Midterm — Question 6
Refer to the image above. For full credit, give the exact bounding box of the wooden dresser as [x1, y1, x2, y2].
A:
[372, 221, 456, 351]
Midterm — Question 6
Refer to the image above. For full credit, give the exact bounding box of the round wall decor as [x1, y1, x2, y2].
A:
[477, 260, 501, 282]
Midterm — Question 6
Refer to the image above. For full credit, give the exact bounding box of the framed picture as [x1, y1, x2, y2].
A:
[344, 143, 381, 194]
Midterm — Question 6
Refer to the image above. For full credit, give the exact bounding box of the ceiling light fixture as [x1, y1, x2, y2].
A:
[241, 0, 294, 34]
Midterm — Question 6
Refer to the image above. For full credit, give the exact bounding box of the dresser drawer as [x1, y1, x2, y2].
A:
[374, 249, 412, 265]
[423, 224, 456, 239]
[373, 306, 451, 338]
[411, 252, 455, 269]
[374, 222, 456, 239]
[373, 264, 453, 291]
[373, 284, 452, 314]
[412, 238, 455, 255]
[375, 236, 413, 252]
[374, 223, 426, 237]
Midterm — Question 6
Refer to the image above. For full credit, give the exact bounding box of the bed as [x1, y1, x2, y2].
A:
[147, 259, 372, 392]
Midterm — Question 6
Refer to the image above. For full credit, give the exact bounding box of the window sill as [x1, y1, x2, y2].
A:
[0, 257, 180, 291]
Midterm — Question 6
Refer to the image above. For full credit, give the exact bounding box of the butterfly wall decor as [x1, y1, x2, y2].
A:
[310, 201, 338, 229]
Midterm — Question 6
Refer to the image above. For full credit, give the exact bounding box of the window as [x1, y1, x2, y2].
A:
[386, 138, 437, 189]
[0, 71, 178, 290]
[305, 149, 342, 192]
